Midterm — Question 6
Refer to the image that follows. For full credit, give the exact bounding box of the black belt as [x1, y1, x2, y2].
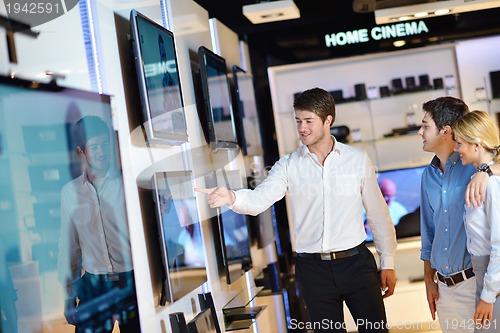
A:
[437, 267, 475, 287]
[297, 243, 364, 261]
[85, 270, 134, 282]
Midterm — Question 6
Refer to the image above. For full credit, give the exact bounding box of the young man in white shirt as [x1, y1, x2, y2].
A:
[197, 87, 397, 332]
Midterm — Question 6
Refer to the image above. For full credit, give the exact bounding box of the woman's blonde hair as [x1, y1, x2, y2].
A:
[452, 110, 500, 163]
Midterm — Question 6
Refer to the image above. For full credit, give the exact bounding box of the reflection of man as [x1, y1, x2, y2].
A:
[57, 116, 139, 332]
[379, 179, 408, 226]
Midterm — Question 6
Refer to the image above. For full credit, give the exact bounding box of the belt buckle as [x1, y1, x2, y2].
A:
[320, 252, 336, 260]
[106, 273, 120, 282]
[444, 276, 455, 286]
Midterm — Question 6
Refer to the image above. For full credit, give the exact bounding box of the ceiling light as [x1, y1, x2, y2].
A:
[434, 9, 451, 15]
[414, 11, 429, 17]
[243, 0, 301, 24]
[398, 16, 412, 21]
[393, 40, 406, 47]
[375, 0, 500, 24]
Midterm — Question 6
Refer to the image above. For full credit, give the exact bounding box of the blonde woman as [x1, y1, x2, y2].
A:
[453, 110, 500, 331]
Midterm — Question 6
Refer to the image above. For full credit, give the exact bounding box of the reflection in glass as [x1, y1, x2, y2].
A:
[0, 75, 139, 333]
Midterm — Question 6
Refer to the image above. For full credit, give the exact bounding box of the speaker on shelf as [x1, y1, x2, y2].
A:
[433, 78, 444, 90]
[490, 70, 500, 99]
[405, 76, 416, 90]
[379, 86, 390, 97]
[419, 74, 431, 89]
[354, 83, 367, 100]
[329, 89, 343, 102]
[391, 78, 403, 94]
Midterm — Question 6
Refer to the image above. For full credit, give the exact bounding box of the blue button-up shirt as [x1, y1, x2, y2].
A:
[420, 152, 475, 275]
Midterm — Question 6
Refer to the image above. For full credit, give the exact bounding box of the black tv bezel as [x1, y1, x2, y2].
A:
[197, 46, 238, 152]
[129, 9, 188, 145]
[229, 65, 248, 155]
[151, 170, 208, 303]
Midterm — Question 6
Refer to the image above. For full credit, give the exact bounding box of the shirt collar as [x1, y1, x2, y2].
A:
[430, 151, 461, 169]
[298, 136, 342, 157]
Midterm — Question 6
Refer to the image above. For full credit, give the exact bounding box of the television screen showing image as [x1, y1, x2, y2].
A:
[206, 170, 252, 284]
[152, 171, 208, 302]
[229, 65, 263, 156]
[0, 75, 140, 332]
[198, 46, 238, 151]
[130, 9, 188, 144]
[364, 165, 425, 242]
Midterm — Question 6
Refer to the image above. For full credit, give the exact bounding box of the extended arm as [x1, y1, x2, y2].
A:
[423, 260, 438, 320]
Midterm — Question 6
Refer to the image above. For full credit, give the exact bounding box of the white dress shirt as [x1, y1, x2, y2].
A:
[464, 175, 500, 303]
[231, 139, 397, 269]
[58, 168, 133, 295]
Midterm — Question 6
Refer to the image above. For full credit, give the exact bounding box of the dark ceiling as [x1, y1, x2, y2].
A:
[193, 0, 500, 66]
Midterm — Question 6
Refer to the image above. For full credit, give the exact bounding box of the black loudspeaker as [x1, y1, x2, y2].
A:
[391, 78, 403, 94]
[405, 76, 416, 90]
[354, 83, 367, 100]
[419, 74, 431, 89]
[380, 86, 391, 97]
[433, 78, 444, 90]
[198, 292, 221, 333]
[329, 89, 343, 102]
[490, 70, 500, 99]
[169, 312, 188, 333]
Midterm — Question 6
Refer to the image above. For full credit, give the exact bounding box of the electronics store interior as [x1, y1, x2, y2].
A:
[1, 0, 500, 332]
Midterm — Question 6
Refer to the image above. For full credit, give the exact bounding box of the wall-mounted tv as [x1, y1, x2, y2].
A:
[0, 75, 140, 332]
[130, 9, 188, 145]
[205, 170, 252, 284]
[152, 171, 207, 302]
[198, 46, 238, 152]
[364, 165, 425, 242]
[229, 65, 263, 156]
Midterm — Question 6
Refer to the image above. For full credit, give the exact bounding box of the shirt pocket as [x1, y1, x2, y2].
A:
[71, 204, 91, 225]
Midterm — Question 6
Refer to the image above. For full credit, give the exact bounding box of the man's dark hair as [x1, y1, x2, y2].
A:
[293, 87, 336, 125]
[422, 96, 469, 132]
[72, 116, 109, 150]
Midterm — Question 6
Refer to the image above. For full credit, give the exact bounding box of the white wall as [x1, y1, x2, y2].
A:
[455, 35, 500, 113]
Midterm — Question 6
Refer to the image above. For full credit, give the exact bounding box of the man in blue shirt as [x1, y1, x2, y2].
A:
[419, 97, 487, 332]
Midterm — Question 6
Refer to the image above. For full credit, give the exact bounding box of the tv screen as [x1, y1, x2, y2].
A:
[0, 75, 140, 332]
[229, 65, 263, 156]
[130, 9, 188, 145]
[206, 170, 252, 284]
[364, 165, 425, 242]
[152, 171, 208, 302]
[198, 46, 238, 151]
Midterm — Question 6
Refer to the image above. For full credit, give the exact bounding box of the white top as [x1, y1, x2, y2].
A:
[58, 168, 133, 297]
[464, 175, 500, 303]
[230, 140, 397, 269]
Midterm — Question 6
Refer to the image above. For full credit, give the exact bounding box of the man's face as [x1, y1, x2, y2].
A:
[295, 110, 330, 147]
[82, 134, 110, 174]
[418, 112, 444, 153]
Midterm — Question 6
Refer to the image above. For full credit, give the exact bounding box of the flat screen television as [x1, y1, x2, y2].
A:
[229, 65, 263, 156]
[198, 46, 238, 152]
[130, 9, 188, 145]
[0, 75, 140, 331]
[152, 171, 208, 302]
[364, 165, 425, 242]
[206, 170, 252, 284]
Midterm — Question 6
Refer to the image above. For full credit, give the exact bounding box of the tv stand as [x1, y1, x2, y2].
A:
[222, 286, 267, 331]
